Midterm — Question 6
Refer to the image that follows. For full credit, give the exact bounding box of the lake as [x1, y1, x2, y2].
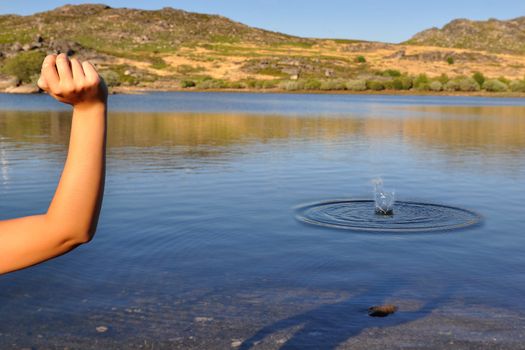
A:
[1, 92, 525, 349]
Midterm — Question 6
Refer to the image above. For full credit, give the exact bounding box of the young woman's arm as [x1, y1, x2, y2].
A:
[0, 53, 107, 274]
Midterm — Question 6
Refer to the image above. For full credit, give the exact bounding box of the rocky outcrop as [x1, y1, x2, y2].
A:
[4, 84, 40, 94]
[405, 17, 525, 55]
[0, 75, 19, 90]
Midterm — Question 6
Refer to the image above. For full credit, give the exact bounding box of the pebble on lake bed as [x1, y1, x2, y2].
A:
[231, 340, 243, 348]
[96, 326, 109, 333]
[368, 304, 398, 317]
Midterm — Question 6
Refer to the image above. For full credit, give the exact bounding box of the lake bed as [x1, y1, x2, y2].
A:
[1, 92, 525, 349]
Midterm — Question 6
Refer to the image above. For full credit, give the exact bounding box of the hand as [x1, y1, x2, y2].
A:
[37, 53, 108, 110]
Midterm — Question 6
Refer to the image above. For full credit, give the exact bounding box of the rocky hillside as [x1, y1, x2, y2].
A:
[0, 4, 311, 53]
[405, 17, 525, 55]
[1, 4, 525, 94]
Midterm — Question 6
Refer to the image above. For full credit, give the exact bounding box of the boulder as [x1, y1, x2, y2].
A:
[0, 75, 19, 90]
[5, 84, 40, 94]
[11, 42, 23, 52]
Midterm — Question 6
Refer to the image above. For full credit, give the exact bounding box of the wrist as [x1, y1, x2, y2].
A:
[73, 101, 107, 114]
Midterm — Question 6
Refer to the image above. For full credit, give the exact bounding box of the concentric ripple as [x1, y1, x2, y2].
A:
[295, 200, 482, 233]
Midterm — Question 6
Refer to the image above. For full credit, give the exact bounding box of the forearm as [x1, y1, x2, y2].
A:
[47, 103, 107, 242]
[0, 105, 106, 274]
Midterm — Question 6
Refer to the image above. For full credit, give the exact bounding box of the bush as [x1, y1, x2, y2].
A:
[482, 79, 508, 92]
[414, 74, 430, 90]
[100, 70, 120, 87]
[319, 80, 346, 90]
[429, 81, 443, 92]
[444, 80, 461, 91]
[356, 55, 366, 63]
[150, 56, 168, 70]
[498, 76, 511, 85]
[196, 79, 227, 89]
[260, 80, 278, 89]
[447, 57, 455, 65]
[0, 51, 46, 83]
[438, 73, 450, 84]
[391, 76, 413, 90]
[279, 80, 305, 91]
[345, 79, 367, 91]
[472, 72, 485, 86]
[227, 81, 245, 89]
[509, 80, 525, 92]
[382, 69, 401, 77]
[304, 79, 322, 90]
[459, 77, 480, 91]
[181, 80, 196, 88]
[366, 80, 385, 91]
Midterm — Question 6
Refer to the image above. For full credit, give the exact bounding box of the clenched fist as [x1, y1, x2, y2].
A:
[37, 53, 108, 110]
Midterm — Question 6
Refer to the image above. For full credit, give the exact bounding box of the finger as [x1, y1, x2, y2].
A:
[70, 58, 85, 83]
[41, 55, 59, 90]
[37, 76, 48, 91]
[55, 53, 73, 82]
[82, 61, 100, 84]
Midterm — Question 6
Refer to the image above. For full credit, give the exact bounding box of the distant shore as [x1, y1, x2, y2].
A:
[2, 85, 525, 99]
[98, 86, 525, 99]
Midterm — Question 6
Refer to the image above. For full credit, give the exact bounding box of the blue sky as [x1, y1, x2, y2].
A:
[1, 0, 524, 43]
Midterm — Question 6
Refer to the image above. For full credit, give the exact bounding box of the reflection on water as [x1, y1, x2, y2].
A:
[1, 94, 525, 349]
[1, 106, 525, 159]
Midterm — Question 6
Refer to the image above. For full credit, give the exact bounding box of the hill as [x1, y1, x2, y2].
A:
[405, 17, 525, 55]
[1, 4, 525, 94]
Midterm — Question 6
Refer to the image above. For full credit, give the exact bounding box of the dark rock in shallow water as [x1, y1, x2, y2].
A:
[375, 208, 394, 216]
[368, 304, 398, 317]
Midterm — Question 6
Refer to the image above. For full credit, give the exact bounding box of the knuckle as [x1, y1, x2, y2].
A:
[60, 82, 75, 94]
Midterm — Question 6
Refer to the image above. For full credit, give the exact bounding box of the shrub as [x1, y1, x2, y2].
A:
[100, 70, 120, 87]
[279, 80, 305, 91]
[356, 55, 366, 63]
[447, 57, 455, 65]
[260, 80, 278, 89]
[150, 56, 168, 70]
[196, 79, 227, 89]
[482, 79, 508, 92]
[0, 51, 46, 83]
[444, 80, 461, 91]
[304, 79, 322, 90]
[414, 74, 430, 90]
[509, 80, 525, 92]
[391, 76, 413, 90]
[345, 79, 367, 91]
[472, 72, 485, 86]
[181, 80, 196, 88]
[429, 81, 443, 92]
[366, 80, 385, 91]
[382, 69, 401, 77]
[459, 77, 481, 91]
[498, 76, 511, 85]
[227, 81, 245, 89]
[438, 73, 450, 84]
[319, 80, 346, 90]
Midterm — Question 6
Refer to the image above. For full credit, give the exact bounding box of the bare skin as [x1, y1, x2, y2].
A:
[0, 53, 107, 275]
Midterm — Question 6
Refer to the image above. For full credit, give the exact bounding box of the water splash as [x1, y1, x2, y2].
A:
[372, 178, 395, 215]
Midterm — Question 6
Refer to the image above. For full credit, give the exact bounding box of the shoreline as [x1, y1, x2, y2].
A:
[2, 86, 525, 99]
[114, 86, 525, 98]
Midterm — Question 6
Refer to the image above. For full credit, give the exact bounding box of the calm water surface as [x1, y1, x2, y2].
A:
[1, 93, 525, 349]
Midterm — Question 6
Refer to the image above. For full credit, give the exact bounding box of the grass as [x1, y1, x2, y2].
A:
[0, 50, 46, 83]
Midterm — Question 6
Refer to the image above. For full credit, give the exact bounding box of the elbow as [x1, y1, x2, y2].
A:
[66, 226, 96, 247]
[44, 213, 99, 250]
[48, 218, 97, 250]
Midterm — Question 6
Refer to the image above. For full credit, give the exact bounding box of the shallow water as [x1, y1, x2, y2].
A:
[1, 93, 525, 349]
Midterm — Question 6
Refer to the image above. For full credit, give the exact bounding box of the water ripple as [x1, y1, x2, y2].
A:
[295, 200, 482, 233]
